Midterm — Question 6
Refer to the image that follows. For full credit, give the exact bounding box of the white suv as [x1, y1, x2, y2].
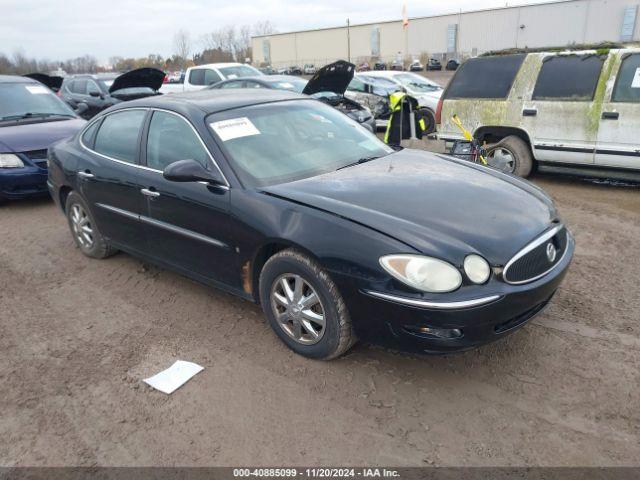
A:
[437, 48, 640, 178]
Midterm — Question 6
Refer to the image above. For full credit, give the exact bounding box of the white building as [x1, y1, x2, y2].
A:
[252, 0, 640, 67]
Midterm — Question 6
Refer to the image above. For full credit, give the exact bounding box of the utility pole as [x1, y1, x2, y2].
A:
[347, 18, 351, 63]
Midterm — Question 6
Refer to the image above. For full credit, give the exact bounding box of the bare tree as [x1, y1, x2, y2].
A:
[252, 20, 277, 36]
[173, 29, 191, 69]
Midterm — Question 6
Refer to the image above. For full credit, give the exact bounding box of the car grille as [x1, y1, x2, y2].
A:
[503, 226, 567, 284]
[22, 149, 48, 169]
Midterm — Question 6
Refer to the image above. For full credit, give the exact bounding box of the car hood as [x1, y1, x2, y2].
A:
[109, 68, 165, 93]
[24, 73, 63, 91]
[262, 150, 557, 264]
[302, 60, 355, 96]
[0, 118, 85, 153]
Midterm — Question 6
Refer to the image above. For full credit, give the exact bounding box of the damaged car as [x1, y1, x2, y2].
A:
[24, 73, 64, 93]
[60, 68, 164, 119]
[345, 74, 399, 129]
[49, 89, 573, 359]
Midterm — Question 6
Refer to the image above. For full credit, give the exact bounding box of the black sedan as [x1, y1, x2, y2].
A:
[48, 89, 574, 359]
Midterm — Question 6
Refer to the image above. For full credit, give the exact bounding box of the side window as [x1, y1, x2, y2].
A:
[189, 69, 205, 86]
[81, 120, 101, 148]
[146, 111, 210, 171]
[348, 77, 366, 92]
[221, 80, 245, 89]
[64, 80, 75, 93]
[445, 54, 525, 99]
[93, 110, 146, 163]
[87, 81, 101, 96]
[204, 69, 222, 85]
[612, 53, 640, 103]
[72, 79, 88, 94]
[532, 54, 605, 101]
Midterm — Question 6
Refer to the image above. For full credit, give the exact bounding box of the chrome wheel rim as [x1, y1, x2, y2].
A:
[487, 147, 516, 173]
[270, 274, 326, 345]
[70, 204, 94, 249]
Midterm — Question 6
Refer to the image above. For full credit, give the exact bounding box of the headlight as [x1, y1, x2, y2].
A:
[380, 254, 462, 293]
[0, 153, 24, 168]
[463, 254, 491, 284]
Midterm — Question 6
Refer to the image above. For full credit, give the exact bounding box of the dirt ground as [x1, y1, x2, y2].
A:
[1, 155, 639, 466]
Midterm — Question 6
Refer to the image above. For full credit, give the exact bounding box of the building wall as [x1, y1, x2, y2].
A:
[252, 0, 640, 67]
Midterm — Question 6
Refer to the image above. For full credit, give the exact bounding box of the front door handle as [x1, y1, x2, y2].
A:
[77, 170, 94, 179]
[141, 188, 160, 198]
[522, 108, 537, 117]
[602, 111, 619, 120]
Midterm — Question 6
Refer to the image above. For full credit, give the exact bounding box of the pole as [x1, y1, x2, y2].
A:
[347, 19, 351, 63]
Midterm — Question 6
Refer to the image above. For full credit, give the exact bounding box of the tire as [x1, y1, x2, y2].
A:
[485, 135, 533, 177]
[65, 191, 116, 259]
[259, 249, 356, 360]
[419, 108, 436, 135]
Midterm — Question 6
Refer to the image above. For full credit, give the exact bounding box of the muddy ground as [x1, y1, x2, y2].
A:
[1, 158, 639, 466]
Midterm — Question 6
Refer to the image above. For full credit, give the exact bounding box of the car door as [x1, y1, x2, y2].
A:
[595, 51, 640, 170]
[137, 109, 238, 289]
[79, 109, 148, 253]
[524, 54, 605, 165]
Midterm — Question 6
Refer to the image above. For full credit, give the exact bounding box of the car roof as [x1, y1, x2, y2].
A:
[0, 75, 38, 84]
[194, 63, 247, 69]
[114, 88, 307, 115]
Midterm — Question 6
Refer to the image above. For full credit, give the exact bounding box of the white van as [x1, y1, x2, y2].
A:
[436, 47, 640, 178]
[160, 63, 263, 93]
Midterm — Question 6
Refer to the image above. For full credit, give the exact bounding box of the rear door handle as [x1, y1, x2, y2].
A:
[77, 170, 94, 179]
[522, 108, 537, 117]
[141, 188, 160, 198]
[602, 111, 619, 120]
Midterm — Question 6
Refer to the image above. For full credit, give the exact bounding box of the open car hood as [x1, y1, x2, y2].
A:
[302, 60, 355, 96]
[108, 68, 165, 93]
[24, 73, 63, 92]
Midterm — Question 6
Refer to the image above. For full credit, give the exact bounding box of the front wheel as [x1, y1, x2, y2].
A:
[485, 135, 533, 177]
[259, 249, 356, 360]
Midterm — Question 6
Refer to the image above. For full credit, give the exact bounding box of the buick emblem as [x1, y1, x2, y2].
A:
[546, 242, 557, 263]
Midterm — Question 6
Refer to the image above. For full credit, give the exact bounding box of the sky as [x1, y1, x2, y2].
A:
[1, 0, 553, 63]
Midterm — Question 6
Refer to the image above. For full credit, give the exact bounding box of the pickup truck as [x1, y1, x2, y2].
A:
[160, 63, 263, 94]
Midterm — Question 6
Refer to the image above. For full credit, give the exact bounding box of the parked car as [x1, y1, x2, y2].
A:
[48, 88, 574, 358]
[166, 71, 183, 83]
[356, 62, 371, 72]
[436, 48, 640, 178]
[427, 58, 442, 71]
[409, 60, 424, 71]
[24, 73, 63, 92]
[209, 62, 376, 132]
[446, 59, 460, 71]
[60, 68, 164, 119]
[0, 75, 85, 203]
[303, 64, 317, 75]
[288, 66, 303, 75]
[345, 74, 398, 128]
[363, 71, 443, 133]
[160, 63, 263, 93]
[373, 61, 387, 71]
[390, 59, 404, 71]
[259, 66, 276, 75]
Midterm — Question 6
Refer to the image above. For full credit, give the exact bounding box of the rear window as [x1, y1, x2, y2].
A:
[445, 54, 525, 99]
[532, 54, 605, 101]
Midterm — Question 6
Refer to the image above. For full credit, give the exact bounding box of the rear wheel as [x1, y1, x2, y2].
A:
[485, 135, 533, 177]
[419, 108, 436, 135]
[65, 191, 115, 259]
[259, 249, 356, 360]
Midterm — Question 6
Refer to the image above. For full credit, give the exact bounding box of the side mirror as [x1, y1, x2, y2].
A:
[89, 91, 102, 98]
[163, 159, 225, 185]
[75, 103, 89, 115]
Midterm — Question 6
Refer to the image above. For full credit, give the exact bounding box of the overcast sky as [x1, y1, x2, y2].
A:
[2, 0, 551, 63]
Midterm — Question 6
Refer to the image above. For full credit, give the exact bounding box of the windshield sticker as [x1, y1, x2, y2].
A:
[25, 85, 49, 94]
[227, 74, 238, 79]
[210, 117, 261, 141]
[279, 82, 294, 89]
[631, 68, 640, 88]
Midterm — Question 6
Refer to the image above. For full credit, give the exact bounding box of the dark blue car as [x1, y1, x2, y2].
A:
[0, 75, 85, 203]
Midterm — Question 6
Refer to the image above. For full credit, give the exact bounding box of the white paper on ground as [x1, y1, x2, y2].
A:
[143, 360, 204, 394]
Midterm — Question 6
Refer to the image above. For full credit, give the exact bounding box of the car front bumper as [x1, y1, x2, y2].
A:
[332, 232, 574, 354]
[0, 166, 49, 200]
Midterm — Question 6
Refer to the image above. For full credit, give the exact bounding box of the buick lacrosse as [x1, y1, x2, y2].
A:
[48, 89, 574, 359]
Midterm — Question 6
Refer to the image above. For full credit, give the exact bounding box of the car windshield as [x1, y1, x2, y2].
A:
[393, 73, 442, 92]
[0, 82, 75, 121]
[207, 99, 393, 187]
[219, 65, 263, 78]
[266, 78, 307, 93]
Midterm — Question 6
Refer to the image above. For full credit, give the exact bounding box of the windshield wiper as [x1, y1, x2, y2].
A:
[0, 112, 75, 121]
[336, 156, 380, 171]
